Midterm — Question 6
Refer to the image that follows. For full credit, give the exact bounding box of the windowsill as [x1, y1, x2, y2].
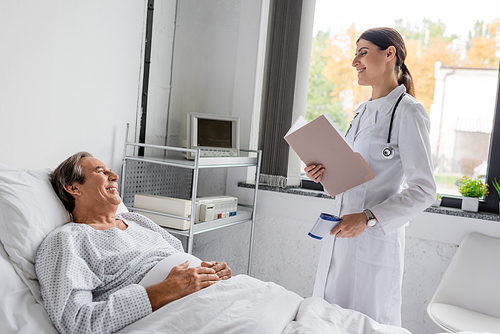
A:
[425, 206, 500, 222]
[238, 182, 500, 222]
[238, 182, 333, 199]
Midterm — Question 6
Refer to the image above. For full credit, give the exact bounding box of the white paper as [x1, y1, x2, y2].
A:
[285, 115, 308, 136]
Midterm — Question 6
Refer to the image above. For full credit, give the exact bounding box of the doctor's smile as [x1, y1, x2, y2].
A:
[353, 47, 369, 77]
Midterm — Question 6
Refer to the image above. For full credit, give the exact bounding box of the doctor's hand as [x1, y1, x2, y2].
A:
[304, 164, 324, 183]
[330, 212, 368, 238]
[201, 261, 232, 280]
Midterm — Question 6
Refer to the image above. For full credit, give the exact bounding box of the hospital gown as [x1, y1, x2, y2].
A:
[35, 212, 184, 334]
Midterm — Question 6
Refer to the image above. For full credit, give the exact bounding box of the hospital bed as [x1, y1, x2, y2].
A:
[0, 162, 415, 333]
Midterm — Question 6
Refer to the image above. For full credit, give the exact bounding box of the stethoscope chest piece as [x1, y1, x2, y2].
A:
[382, 146, 395, 159]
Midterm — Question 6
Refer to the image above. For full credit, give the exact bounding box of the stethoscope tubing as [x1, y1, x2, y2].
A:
[386, 92, 406, 145]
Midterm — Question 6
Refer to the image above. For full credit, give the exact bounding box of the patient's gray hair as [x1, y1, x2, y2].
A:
[51, 151, 93, 214]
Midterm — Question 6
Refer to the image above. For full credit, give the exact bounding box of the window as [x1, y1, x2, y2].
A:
[303, 0, 500, 213]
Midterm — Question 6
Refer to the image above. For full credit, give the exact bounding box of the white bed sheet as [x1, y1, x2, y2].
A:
[284, 298, 410, 334]
[118, 275, 411, 334]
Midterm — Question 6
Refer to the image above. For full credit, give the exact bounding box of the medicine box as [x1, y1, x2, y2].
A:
[196, 196, 238, 220]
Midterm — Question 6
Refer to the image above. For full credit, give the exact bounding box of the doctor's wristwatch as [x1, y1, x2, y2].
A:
[363, 209, 378, 228]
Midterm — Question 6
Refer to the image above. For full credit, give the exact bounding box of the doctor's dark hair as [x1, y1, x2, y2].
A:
[357, 27, 415, 97]
[50, 151, 93, 214]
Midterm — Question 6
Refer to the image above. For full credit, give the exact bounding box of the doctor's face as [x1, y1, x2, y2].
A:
[351, 39, 388, 87]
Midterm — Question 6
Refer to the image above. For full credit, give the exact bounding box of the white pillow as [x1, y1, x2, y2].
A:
[0, 163, 128, 304]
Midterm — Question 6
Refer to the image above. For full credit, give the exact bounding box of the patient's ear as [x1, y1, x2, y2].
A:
[64, 183, 82, 197]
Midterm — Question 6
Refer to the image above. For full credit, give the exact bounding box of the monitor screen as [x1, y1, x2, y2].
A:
[197, 118, 233, 148]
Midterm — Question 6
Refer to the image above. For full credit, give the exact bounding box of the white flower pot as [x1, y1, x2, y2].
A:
[461, 197, 479, 212]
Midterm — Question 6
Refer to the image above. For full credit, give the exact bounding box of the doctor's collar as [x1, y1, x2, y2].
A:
[377, 85, 406, 115]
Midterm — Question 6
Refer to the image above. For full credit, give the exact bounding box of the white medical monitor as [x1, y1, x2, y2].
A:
[186, 113, 240, 158]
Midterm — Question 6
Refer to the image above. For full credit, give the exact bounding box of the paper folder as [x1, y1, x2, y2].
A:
[284, 114, 375, 197]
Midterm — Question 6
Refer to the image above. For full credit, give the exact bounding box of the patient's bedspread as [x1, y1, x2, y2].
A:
[118, 275, 411, 334]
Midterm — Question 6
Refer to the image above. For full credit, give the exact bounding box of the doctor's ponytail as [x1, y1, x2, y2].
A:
[358, 27, 416, 98]
[398, 62, 415, 97]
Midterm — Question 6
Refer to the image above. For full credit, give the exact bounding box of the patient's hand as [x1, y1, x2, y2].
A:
[201, 261, 232, 280]
[146, 261, 220, 311]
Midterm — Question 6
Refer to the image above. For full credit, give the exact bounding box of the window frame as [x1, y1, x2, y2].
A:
[301, 177, 324, 191]
[440, 68, 500, 213]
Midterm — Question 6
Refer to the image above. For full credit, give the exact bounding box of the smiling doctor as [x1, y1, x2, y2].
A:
[305, 27, 436, 326]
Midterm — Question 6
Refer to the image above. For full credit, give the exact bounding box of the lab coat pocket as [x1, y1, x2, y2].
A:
[358, 227, 398, 268]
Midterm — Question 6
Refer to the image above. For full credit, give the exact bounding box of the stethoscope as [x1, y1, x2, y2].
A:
[345, 92, 406, 160]
[382, 92, 406, 159]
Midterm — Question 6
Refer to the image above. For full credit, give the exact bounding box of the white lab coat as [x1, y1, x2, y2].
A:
[312, 85, 436, 326]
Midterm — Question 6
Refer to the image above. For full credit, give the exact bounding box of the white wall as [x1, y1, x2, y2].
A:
[144, 0, 268, 165]
[0, 0, 146, 172]
[144, 0, 177, 149]
[164, 0, 265, 150]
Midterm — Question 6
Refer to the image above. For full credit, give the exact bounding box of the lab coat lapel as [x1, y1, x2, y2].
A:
[354, 109, 378, 140]
[345, 103, 365, 146]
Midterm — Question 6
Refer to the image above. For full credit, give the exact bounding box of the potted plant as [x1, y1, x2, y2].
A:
[492, 178, 500, 213]
[431, 194, 442, 207]
[458, 176, 489, 212]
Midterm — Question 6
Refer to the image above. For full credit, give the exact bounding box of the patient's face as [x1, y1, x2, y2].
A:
[77, 157, 121, 208]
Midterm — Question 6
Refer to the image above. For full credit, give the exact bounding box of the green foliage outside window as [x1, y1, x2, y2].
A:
[306, 31, 348, 132]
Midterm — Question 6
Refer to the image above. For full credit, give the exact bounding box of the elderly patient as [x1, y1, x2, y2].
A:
[35, 152, 231, 334]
